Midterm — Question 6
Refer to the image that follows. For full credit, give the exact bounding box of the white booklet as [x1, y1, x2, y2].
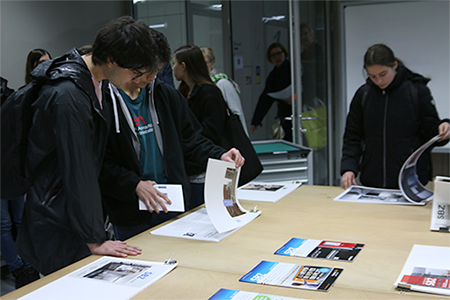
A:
[204, 159, 261, 233]
[151, 159, 261, 241]
[237, 181, 302, 202]
[139, 184, 185, 212]
[394, 244, 450, 296]
[150, 207, 239, 242]
[19, 256, 177, 300]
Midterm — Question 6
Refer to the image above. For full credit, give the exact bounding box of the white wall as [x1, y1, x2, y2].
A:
[342, 0, 450, 151]
[1, 0, 130, 90]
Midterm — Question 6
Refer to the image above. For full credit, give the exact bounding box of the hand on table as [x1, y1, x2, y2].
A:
[88, 241, 142, 257]
[341, 171, 357, 189]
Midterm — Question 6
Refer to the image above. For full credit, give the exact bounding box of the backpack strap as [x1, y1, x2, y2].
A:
[361, 84, 371, 111]
[409, 81, 419, 118]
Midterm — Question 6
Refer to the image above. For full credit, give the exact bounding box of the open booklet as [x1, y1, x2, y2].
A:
[151, 159, 261, 241]
[335, 135, 442, 205]
[394, 244, 450, 296]
[18, 256, 177, 300]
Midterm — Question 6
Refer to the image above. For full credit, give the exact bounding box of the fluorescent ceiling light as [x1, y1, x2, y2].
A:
[208, 4, 222, 11]
[149, 23, 167, 29]
[262, 15, 286, 23]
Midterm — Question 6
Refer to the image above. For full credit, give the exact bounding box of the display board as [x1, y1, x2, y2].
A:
[342, 1, 450, 152]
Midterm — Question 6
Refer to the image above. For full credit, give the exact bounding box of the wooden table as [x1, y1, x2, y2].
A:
[3, 185, 449, 299]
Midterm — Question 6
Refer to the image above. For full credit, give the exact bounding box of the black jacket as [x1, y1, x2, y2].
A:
[250, 59, 292, 141]
[99, 79, 225, 227]
[185, 83, 228, 175]
[341, 65, 449, 188]
[16, 48, 110, 275]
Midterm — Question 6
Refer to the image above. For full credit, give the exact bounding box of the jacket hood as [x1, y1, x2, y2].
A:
[30, 48, 92, 90]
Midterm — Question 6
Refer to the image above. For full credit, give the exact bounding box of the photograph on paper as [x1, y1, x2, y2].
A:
[334, 185, 425, 205]
[237, 181, 302, 202]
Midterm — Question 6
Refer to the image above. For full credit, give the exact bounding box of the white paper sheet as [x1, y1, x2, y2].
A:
[394, 245, 450, 296]
[267, 85, 292, 100]
[237, 181, 302, 202]
[204, 159, 261, 233]
[150, 207, 238, 242]
[19, 256, 177, 300]
[139, 184, 185, 212]
[334, 185, 425, 205]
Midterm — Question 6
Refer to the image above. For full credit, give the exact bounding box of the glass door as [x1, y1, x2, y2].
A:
[290, 0, 329, 185]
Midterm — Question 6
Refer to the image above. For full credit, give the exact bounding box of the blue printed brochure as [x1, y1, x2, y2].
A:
[275, 238, 364, 262]
[209, 288, 307, 300]
[239, 261, 343, 292]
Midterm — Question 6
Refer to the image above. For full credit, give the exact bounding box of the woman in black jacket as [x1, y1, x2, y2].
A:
[250, 42, 293, 142]
[173, 45, 229, 206]
[341, 44, 450, 189]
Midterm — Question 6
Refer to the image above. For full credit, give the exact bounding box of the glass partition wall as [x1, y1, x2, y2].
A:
[133, 0, 331, 185]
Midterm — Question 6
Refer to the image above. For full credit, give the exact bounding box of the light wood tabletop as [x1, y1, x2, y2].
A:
[3, 185, 449, 299]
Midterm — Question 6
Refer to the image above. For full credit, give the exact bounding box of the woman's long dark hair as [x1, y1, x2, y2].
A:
[25, 48, 51, 84]
[174, 45, 214, 96]
[363, 44, 406, 68]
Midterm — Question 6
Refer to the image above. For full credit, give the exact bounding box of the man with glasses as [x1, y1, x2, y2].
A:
[15, 16, 158, 276]
[100, 29, 244, 241]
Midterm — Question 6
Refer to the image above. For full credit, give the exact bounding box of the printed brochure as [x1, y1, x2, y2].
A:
[18, 256, 177, 300]
[240, 260, 343, 292]
[275, 238, 364, 262]
[394, 244, 450, 296]
[209, 288, 307, 300]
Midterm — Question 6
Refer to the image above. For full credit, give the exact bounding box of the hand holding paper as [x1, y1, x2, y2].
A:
[438, 123, 450, 141]
[220, 148, 245, 169]
[139, 184, 185, 212]
[136, 180, 171, 213]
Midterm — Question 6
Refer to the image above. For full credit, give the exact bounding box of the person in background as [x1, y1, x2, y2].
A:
[157, 62, 175, 88]
[250, 42, 292, 142]
[200, 46, 248, 136]
[1, 77, 14, 106]
[341, 44, 450, 189]
[300, 23, 325, 100]
[100, 30, 244, 241]
[24, 48, 51, 85]
[0, 48, 52, 289]
[15, 16, 159, 276]
[173, 45, 230, 207]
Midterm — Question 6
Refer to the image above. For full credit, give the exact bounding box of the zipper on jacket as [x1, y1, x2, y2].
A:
[382, 90, 388, 187]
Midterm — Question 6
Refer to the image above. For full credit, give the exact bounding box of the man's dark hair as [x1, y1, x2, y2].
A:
[149, 28, 171, 64]
[92, 16, 157, 72]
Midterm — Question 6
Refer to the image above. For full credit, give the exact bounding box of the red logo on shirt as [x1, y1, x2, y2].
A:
[134, 116, 146, 126]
